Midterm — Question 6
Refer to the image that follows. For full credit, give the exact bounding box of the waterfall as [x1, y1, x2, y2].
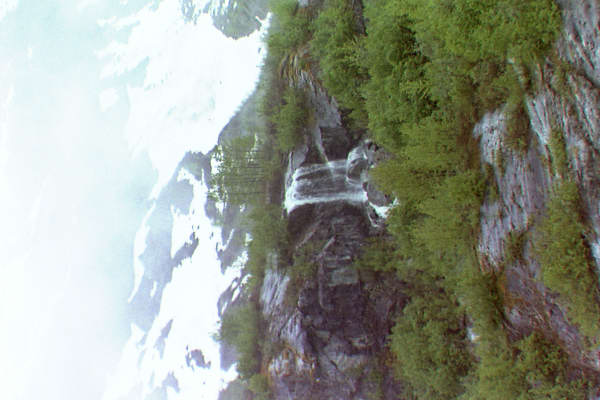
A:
[284, 144, 370, 213]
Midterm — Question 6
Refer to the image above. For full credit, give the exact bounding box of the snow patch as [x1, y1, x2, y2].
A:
[0, 0, 18, 22]
[97, 0, 267, 197]
[128, 203, 155, 303]
[99, 88, 119, 111]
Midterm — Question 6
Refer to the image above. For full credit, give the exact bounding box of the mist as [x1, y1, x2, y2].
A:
[0, 0, 264, 399]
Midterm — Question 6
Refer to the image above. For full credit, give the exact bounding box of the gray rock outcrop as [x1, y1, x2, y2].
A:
[476, 0, 600, 371]
[258, 73, 406, 400]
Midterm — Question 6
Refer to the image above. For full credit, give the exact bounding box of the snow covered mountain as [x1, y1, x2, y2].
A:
[99, 2, 268, 399]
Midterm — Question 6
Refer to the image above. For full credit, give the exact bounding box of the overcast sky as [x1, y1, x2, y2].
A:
[0, 1, 264, 399]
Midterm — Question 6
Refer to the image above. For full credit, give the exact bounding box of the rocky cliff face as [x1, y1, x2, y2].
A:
[255, 74, 407, 399]
[476, 0, 600, 373]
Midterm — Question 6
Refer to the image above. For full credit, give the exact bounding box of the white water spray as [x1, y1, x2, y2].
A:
[284, 145, 370, 213]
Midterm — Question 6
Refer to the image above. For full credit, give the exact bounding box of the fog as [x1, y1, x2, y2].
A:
[0, 1, 264, 399]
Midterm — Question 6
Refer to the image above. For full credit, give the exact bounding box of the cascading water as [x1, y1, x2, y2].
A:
[284, 141, 383, 216]
[284, 159, 367, 213]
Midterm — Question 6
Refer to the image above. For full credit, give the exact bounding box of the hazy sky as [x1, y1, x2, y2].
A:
[0, 1, 264, 399]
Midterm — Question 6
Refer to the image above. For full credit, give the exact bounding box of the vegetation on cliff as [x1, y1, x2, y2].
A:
[535, 180, 600, 341]
[214, 0, 600, 398]
[213, 4, 310, 397]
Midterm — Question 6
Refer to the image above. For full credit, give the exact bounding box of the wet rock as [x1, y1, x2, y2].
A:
[321, 126, 353, 160]
[329, 266, 359, 286]
[346, 144, 369, 181]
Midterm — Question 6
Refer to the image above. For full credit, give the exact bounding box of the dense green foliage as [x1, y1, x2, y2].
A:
[306, 0, 593, 397]
[271, 86, 308, 151]
[504, 229, 527, 265]
[214, 0, 599, 398]
[309, 0, 368, 124]
[210, 135, 274, 205]
[535, 181, 600, 341]
[514, 332, 586, 399]
[361, 0, 433, 148]
[390, 292, 471, 399]
[265, 0, 311, 63]
[244, 205, 289, 289]
[218, 300, 273, 399]
[462, 330, 586, 400]
[504, 98, 532, 153]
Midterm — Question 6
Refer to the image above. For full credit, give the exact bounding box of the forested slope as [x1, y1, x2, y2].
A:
[210, 1, 600, 399]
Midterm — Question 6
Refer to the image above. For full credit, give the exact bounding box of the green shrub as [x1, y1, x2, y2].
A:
[415, 170, 484, 259]
[548, 128, 569, 178]
[218, 302, 262, 379]
[248, 373, 271, 400]
[462, 330, 587, 399]
[515, 332, 586, 399]
[495, 149, 506, 176]
[482, 162, 499, 202]
[551, 57, 575, 99]
[266, 0, 311, 63]
[461, 330, 587, 400]
[259, 0, 312, 135]
[504, 98, 531, 154]
[310, 0, 368, 124]
[465, 339, 527, 400]
[245, 205, 289, 282]
[390, 293, 472, 400]
[210, 135, 271, 205]
[271, 86, 308, 152]
[534, 181, 600, 341]
[362, 0, 433, 148]
[353, 236, 397, 273]
[504, 229, 527, 266]
[452, 258, 506, 350]
[395, 0, 560, 65]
